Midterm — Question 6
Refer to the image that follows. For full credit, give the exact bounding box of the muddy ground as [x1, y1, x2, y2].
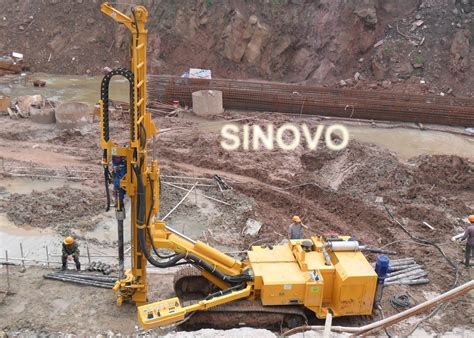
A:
[0, 106, 473, 335]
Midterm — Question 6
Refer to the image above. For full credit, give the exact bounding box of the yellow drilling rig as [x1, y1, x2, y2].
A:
[99, 2, 382, 329]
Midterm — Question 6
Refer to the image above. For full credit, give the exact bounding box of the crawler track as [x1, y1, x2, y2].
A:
[173, 266, 308, 330]
[181, 299, 308, 330]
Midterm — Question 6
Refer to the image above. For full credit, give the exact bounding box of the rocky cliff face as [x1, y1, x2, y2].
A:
[0, 0, 472, 95]
[147, 0, 420, 83]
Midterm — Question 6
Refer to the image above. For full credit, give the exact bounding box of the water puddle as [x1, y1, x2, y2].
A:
[0, 213, 119, 266]
[164, 189, 219, 240]
[1, 73, 130, 105]
[348, 126, 474, 161]
[0, 177, 83, 195]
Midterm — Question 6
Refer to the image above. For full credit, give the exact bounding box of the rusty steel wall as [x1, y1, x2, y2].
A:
[148, 75, 474, 127]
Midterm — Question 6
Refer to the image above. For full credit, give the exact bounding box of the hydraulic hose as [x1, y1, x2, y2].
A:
[205, 283, 245, 301]
[135, 158, 253, 283]
[146, 173, 178, 260]
[138, 224, 252, 283]
[132, 165, 146, 226]
[137, 226, 186, 268]
[103, 163, 111, 212]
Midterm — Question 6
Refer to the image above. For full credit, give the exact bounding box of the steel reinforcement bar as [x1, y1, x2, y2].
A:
[148, 75, 474, 127]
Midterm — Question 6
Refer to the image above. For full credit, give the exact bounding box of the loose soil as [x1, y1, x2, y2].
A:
[0, 106, 473, 335]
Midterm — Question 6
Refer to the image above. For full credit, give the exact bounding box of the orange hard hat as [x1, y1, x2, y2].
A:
[468, 215, 474, 223]
[292, 215, 301, 223]
[64, 236, 74, 245]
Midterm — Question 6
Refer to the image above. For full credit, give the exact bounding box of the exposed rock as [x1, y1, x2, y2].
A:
[372, 60, 387, 80]
[175, 8, 198, 40]
[272, 35, 292, 58]
[460, 0, 471, 13]
[450, 30, 470, 73]
[413, 63, 424, 69]
[381, 80, 392, 88]
[354, 7, 377, 28]
[310, 58, 336, 83]
[248, 14, 258, 25]
[392, 62, 414, 79]
[244, 22, 271, 64]
[222, 10, 249, 63]
[379, 0, 420, 17]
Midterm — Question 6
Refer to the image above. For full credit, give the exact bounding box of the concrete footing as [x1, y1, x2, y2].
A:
[192, 90, 223, 117]
[55, 102, 91, 129]
[30, 106, 56, 124]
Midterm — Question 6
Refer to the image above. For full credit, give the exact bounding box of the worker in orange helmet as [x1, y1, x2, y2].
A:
[62, 236, 81, 271]
[459, 215, 474, 268]
[289, 215, 308, 240]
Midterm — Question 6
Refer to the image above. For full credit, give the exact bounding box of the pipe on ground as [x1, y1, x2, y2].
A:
[283, 280, 474, 336]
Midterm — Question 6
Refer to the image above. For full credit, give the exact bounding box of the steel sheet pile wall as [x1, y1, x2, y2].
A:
[148, 76, 474, 127]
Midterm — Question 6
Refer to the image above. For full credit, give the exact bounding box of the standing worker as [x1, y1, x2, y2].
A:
[459, 215, 474, 268]
[62, 236, 81, 271]
[289, 215, 308, 240]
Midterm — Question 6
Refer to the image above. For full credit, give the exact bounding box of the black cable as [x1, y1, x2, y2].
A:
[383, 205, 459, 287]
[377, 304, 393, 338]
[383, 205, 460, 335]
[389, 293, 411, 310]
[103, 165, 111, 212]
[135, 163, 253, 283]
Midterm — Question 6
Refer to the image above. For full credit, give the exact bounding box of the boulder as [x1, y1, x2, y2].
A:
[392, 62, 413, 79]
[16, 95, 43, 115]
[243, 218, 262, 236]
[55, 102, 91, 129]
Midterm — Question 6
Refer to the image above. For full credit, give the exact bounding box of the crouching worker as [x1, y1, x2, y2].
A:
[62, 236, 80, 271]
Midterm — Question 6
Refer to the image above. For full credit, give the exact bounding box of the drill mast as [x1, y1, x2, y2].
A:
[100, 2, 158, 305]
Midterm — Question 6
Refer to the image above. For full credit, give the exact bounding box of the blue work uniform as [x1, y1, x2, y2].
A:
[290, 222, 303, 239]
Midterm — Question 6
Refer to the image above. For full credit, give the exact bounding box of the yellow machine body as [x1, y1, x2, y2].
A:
[249, 237, 377, 317]
[99, 2, 377, 330]
[138, 229, 377, 328]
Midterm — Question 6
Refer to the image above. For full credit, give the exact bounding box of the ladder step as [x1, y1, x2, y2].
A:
[137, 80, 144, 88]
[136, 43, 145, 50]
[137, 98, 144, 107]
[137, 62, 144, 69]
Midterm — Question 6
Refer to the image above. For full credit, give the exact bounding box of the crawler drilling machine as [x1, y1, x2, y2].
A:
[99, 2, 379, 329]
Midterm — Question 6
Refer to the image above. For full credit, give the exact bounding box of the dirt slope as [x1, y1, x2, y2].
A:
[1, 0, 472, 95]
